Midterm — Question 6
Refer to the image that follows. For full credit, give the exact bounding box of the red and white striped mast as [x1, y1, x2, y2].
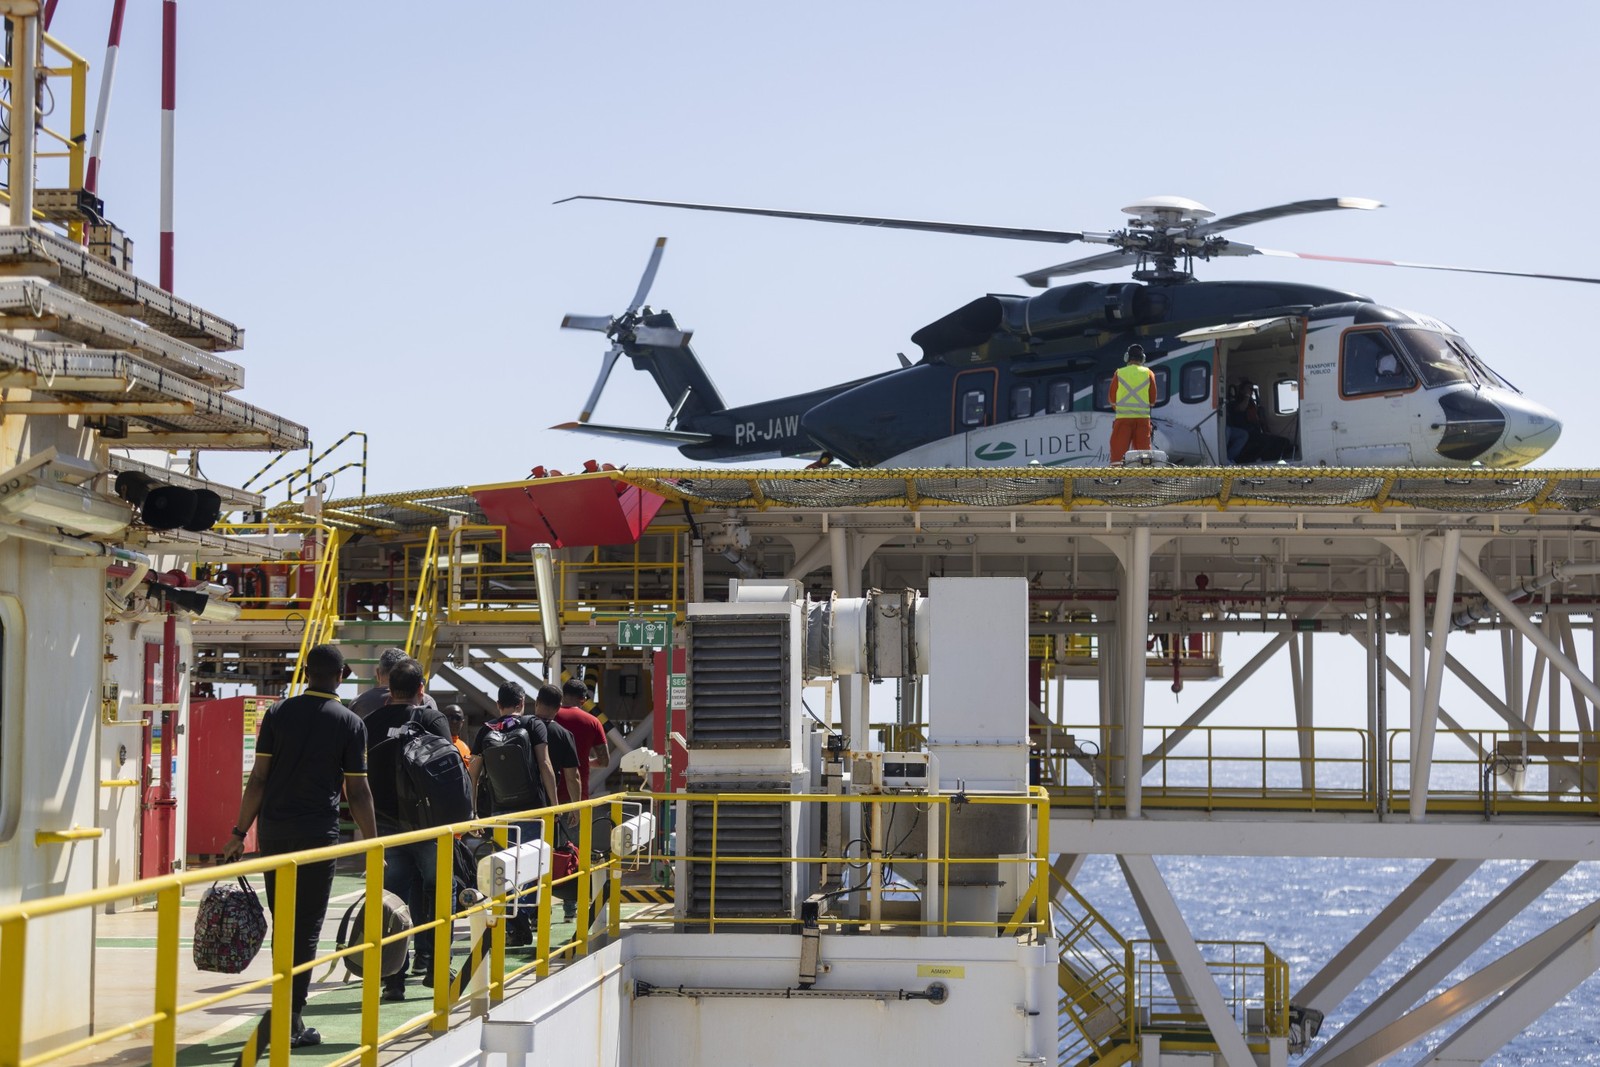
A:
[84, 0, 128, 196]
[159, 0, 175, 290]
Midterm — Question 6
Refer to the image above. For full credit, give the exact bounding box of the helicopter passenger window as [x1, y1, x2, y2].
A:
[1151, 368, 1170, 408]
[1180, 362, 1211, 404]
[960, 389, 988, 427]
[1047, 380, 1074, 413]
[1010, 384, 1034, 420]
[1094, 374, 1114, 413]
[1341, 329, 1417, 397]
[1394, 328, 1474, 388]
[1275, 379, 1301, 415]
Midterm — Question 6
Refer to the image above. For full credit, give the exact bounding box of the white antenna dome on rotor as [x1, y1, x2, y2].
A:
[1122, 196, 1214, 224]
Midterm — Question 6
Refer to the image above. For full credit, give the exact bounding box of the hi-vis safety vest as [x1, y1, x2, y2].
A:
[1113, 364, 1154, 418]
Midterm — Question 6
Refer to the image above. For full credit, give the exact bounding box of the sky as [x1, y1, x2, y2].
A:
[37, 1, 1600, 497]
[35, 2, 1600, 733]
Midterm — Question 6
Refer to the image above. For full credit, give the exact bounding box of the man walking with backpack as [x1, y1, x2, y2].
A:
[365, 658, 453, 999]
[468, 682, 560, 945]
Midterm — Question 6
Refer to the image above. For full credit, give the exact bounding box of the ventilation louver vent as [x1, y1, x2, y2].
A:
[684, 797, 790, 919]
[687, 615, 790, 748]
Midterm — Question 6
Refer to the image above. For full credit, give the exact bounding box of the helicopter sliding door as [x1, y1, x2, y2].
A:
[1179, 317, 1304, 465]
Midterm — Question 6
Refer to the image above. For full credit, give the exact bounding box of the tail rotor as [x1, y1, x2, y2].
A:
[562, 237, 693, 423]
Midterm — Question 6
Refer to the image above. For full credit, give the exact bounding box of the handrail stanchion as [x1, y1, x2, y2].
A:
[490, 823, 508, 1004]
[360, 844, 384, 1066]
[269, 865, 297, 1067]
[153, 883, 181, 1067]
[431, 831, 453, 1031]
[537, 813, 555, 978]
[609, 799, 624, 937]
[0, 916, 23, 1067]
[577, 805, 594, 954]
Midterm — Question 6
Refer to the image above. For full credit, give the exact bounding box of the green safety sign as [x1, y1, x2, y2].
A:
[617, 618, 671, 648]
[668, 673, 687, 711]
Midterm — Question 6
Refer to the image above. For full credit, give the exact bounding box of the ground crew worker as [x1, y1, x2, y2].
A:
[1109, 343, 1157, 463]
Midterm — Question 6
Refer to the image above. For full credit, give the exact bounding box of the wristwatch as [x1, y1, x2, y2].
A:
[230, 826, 248, 839]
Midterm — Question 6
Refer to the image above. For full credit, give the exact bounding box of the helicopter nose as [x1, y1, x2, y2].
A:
[1435, 391, 1506, 462]
[1494, 394, 1562, 465]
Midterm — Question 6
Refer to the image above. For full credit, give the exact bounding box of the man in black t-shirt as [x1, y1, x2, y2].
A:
[225, 644, 376, 1050]
[532, 684, 582, 808]
[530, 683, 583, 922]
[364, 658, 452, 999]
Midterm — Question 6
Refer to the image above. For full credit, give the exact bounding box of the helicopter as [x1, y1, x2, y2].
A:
[555, 195, 1593, 469]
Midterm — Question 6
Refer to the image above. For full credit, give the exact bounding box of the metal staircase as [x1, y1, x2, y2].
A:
[1053, 871, 1137, 1067]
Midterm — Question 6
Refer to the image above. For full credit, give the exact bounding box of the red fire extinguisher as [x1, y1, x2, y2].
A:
[299, 529, 321, 608]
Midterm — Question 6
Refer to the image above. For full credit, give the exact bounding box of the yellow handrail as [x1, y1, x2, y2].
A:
[0, 32, 89, 242]
[0, 788, 1047, 1067]
[405, 527, 441, 672]
[286, 528, 344, 693]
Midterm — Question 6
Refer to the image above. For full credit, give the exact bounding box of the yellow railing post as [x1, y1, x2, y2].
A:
[609, 799, 624, 937]
[360, 845, 383, 1067]
[269, 865, 296, 1067]
[0, 916, 25, 1067]
[431, 831, 452, 1030]
[577, 806, 593, 954]
[490, 823, 508, 1003]
[537, 813, 554, 978]
[152, 884, 181, 1067]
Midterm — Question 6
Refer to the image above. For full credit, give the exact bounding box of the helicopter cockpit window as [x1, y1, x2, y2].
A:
[1179, 362, 1211, 404]
[1342, 329, 1417, 397]
[1047, 380, 1074, 413]
[1010, 384, 1034, 420]
[1395, 328, 1474, 388]
[960, 389, 989, 427]
[1452, 335, 1518, 392]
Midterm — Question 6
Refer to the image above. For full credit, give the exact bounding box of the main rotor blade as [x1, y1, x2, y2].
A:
[558, 194, 1093, 245]
[1253, 247, 1600, 285]
[561, 314, 612, 332]
[579, 343, 626, 423]
[1197, 197, 1383, 235]
[1020, 249, 1136, 288]
[629, 236, 667, 313]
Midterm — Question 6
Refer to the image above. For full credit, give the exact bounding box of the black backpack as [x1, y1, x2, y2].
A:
[479, 715, 540, 811]
[371, 709, 473, 830]
[394, 722, 474, 830]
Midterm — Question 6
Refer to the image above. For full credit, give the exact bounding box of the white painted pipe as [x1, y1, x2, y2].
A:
[7, 9, 36, 226]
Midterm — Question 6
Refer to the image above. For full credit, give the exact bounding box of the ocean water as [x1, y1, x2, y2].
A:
[1065, 853, 1600, 1065]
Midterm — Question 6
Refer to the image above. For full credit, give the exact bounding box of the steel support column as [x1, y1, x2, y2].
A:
[7, 6, 35, 226]
[1123, 526, 1151, 817]
[1412, 528, 1460, 819]
[1296, 858, 1479, 1017]
[1407, 537, 1428, 807]
[1119, 855, 1257, 1067]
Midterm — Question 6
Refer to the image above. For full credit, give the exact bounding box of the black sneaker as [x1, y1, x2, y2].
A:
[382, 981, 407, 1002]
[419, 967, 458, 989]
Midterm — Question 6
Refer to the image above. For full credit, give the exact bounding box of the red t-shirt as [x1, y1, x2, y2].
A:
[553, 705, 608, 800]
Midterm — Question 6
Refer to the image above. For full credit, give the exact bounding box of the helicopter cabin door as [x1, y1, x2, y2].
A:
[1179, 316, 1303, 465]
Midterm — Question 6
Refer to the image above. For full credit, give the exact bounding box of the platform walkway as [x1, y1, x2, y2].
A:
[72, 862, 629, 1067]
